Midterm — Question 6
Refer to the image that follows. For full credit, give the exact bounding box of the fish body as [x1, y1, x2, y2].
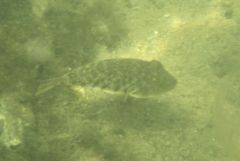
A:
[37, 58, 177, 98]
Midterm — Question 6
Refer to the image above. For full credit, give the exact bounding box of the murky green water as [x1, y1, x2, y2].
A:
[0, 0, 240, 161]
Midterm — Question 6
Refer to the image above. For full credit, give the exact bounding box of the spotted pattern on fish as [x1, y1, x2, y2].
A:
[62, 58, 177, 97]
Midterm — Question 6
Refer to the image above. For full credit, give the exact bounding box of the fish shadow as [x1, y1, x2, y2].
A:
[34, 86, 190, 132]
[85, 95, 190, 131]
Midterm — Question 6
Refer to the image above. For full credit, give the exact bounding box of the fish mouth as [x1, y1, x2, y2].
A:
[169, 77, 177, 88]
[163, 76, 178, 91]
[152, 76, 177, 95]
[134, 77, 178, 97]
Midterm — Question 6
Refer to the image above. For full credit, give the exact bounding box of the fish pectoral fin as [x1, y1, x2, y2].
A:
[129, 88, 139, 96]
[123, 92, 130, 102]
[123, 88, 138, 101]
[35, 79, 62, 96]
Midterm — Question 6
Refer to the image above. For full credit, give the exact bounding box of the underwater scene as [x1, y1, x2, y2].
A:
[0, 0, 240, 161]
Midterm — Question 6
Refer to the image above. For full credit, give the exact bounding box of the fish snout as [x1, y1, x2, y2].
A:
[163, 74, 177, 91]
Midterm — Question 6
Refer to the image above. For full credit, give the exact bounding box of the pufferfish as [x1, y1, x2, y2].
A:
[36, 58, 177, 98]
